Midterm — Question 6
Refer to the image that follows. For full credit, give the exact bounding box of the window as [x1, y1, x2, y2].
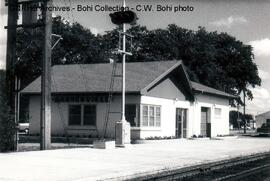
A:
[125, 104, 137, 126]
[156, 107, 161, 126]
[83, 105, 96, 126]
[68, 105, 96, 126]
[141, 105, 161, 127]
[214, 108, 222, 118]
[266, 119, 270, 126]
[143, 106, 148, 126]
[69, 105, 81, 125]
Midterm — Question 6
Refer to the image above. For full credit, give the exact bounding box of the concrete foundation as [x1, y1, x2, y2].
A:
[93, 140, 115, 149]
[115, 120, 131, 147]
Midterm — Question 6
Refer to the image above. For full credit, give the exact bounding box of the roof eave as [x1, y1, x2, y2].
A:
[21, 91, 141, 96]
[194, 89, 238, 99]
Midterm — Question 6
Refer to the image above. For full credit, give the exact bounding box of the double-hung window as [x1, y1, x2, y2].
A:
[68, 104, 96, 126]
[141, 105, 161, 127]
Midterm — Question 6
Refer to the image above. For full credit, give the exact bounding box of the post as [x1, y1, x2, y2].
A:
[14, 76, 21, 149]
[40, 0, 52, 150]
[115, 0, 130, 147]
[243, 89, 246, 134]
[237, 104, 240, 132]
[6, 0, 18, 151]
[121, 2, 126, 122]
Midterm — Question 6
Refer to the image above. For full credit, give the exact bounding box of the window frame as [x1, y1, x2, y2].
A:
[83, 104, 97, 126]
[68, 104, 97, 126]
[140, 104, 161, 127]
[68, 104, 82, 126]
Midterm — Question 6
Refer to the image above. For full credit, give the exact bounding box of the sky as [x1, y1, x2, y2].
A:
[0, 0, 270, 115]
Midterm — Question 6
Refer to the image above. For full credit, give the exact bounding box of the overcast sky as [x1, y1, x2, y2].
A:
[0, 0, 270, 115]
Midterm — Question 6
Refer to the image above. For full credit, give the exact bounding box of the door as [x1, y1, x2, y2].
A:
[201, 107, 211, 137]
[125, 104, 137, 126]
[176, 108, 187, 138]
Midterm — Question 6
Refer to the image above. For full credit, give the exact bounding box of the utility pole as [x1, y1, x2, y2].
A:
[237, 104, 240, 132]
[243, 89, 246, 134]
[6, 0, 19, 151]
[40, 0, 52, 150]
[6, 0, 51, 151]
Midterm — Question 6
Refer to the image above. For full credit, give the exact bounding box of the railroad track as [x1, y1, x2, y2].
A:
[215, 163, 270, 181]
[121, 151, 270, 181]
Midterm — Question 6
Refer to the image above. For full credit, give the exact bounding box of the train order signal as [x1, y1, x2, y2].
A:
[109, 10, 137, 25]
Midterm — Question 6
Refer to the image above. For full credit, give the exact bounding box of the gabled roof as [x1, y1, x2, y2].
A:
[21, 60, 236, 99]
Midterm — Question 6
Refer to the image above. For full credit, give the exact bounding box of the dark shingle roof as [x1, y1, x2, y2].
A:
[22, 60, 179, 94]
[22, 60, 236, 99]
[191, 81, 237, 98]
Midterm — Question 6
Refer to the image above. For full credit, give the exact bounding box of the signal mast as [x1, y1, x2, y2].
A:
[109, 0, 137, 147]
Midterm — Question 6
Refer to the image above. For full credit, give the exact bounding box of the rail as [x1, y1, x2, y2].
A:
[111, 151, 270, 181]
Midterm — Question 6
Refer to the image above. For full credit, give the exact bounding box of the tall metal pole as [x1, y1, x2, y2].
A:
[115, 0, 130, 147]
[237, 104, 240, 132]
[40, 0, 52, 150]
[6, 0, 18, 151]
[243, 89, 246, 134]
[121, 0, 126, 122]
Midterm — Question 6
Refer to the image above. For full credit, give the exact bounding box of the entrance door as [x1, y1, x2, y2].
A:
[201, 107, 211, 137]
[176, 108, 187, 138]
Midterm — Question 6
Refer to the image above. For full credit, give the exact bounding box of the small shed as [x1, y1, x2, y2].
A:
[255, 111, 270, 128]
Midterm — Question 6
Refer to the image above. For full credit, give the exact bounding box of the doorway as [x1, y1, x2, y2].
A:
[175, 108, 188, 138]
[201, 107, 211, 137]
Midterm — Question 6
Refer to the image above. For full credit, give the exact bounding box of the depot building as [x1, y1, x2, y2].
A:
[21, 60, 236, 139]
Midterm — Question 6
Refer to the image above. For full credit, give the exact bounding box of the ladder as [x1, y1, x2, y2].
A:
[101, 31, 133, 139]
[102, 59, 121, 138]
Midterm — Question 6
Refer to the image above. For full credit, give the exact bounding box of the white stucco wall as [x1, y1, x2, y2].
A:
[137, 94, 230, 138]
[193, 94, 230, 136]
[138, 95, 192, 138]
[28, 95, 140, 138]
[28, 93, 230, 139]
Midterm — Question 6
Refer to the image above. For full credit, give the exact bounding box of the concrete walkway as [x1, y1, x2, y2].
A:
[0, 137, 270, 181]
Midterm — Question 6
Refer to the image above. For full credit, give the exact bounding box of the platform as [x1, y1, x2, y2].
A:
[0, 137, 270, 181]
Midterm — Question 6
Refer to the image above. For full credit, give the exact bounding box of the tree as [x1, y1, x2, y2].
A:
[229, 110, 254, 128]
[0, 70, 16, 152]
[124, 25, 261, 103]
[16, 16, 104, 89]
[16, 18, 261, 104]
